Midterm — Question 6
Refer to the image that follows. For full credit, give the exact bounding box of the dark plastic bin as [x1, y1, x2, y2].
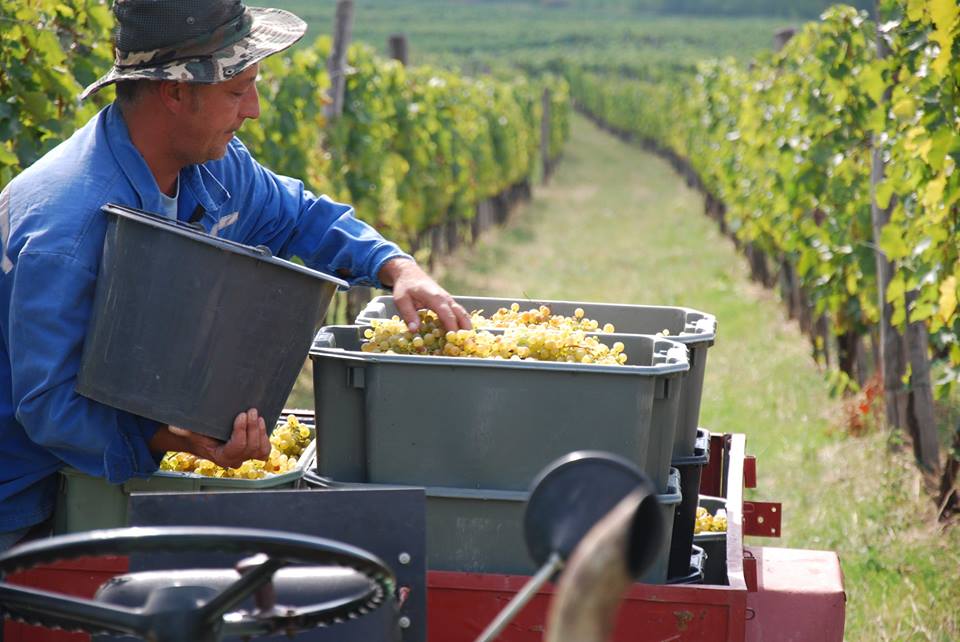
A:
[309, 325, 689, 493]
[667, 428, 711, 579]
[666, 544, 706, 585]
[76, 204, 346, 440]
[310, 468, 681, 584]
[356, 295, 717, 459]
[54, 415, 317, 534]
[695, 496, 728, 585]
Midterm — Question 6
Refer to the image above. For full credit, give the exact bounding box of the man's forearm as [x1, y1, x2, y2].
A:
[148, 426, 190, 455]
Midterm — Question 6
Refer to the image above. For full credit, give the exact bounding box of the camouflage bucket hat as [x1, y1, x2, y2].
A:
[80, 0, 306, 100]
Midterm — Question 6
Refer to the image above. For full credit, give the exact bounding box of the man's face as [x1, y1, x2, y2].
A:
[176, 63, 261, 164]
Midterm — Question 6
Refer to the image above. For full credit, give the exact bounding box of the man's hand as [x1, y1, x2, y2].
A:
[378, 258, 472, 332]
[150, 408, 271, 469]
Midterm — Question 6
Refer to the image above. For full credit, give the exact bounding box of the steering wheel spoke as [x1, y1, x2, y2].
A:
[200, 555, 287, 625]
[0, 584, 147, 637]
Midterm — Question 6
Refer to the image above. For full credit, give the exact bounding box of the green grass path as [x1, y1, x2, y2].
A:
[436, 113, 959, 641]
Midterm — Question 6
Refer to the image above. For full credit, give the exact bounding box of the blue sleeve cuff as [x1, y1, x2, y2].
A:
[358, 245, 415, 290]
[103, 415, 163, 482]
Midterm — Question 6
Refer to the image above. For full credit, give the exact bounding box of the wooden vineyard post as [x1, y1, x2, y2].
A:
[870, 3, 908, 434]
[837, 330, 867, 387]
[871, 147, 909, 432]
[541, 87, 552, 184]
[324, 0, 354, 122]
[939, 426, 959, 520]
[815, 314, 832, 370]
[773, 27, 796, 52]
[904, 291, 941, 473]
[324, 1, 368, 321]
[388, 34, 408, 65]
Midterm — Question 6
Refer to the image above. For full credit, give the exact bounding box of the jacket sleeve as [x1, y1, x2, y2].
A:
[8, 251, 162, 482]
[229, 142, 413, 288]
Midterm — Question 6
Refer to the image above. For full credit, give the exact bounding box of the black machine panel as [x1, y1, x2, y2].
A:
[105, 487, 426, 642]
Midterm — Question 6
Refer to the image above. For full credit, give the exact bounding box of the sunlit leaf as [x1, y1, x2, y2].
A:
[938, 275, 958, 324]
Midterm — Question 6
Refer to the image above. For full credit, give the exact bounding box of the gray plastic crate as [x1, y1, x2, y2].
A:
[668, 428, 711, 579]
[427, 467, 680, 581]
[313, 468, 681, 583]
[356, 295, 717, 459]
[310, 325, 688, 493]
[53, 418, 316, 534]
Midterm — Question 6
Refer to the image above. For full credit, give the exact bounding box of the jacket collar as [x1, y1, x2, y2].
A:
[104, 103, 230, 217]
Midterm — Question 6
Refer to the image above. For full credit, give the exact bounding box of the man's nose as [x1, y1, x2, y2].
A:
[241, 83, 261, 120]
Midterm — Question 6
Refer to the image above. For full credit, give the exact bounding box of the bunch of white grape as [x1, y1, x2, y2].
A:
[360, 310, 448, 355]
[360, 309, 628, 365]
[159, 415, 313, 479]
[694, 506, 728, 534]
[472, 302, 616, 333]
[269, 414, 313, 457]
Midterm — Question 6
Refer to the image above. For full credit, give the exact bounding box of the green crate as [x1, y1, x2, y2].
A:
[310, 325, 688, 493]
[425, 470, 680, 583]
[53, 421, 315, 534]
[357, 295, 717, 459]
[315, 468, 681, 583]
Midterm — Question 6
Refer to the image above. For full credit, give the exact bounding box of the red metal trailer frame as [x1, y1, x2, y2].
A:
[424, 434, 845, 642]
[3, 434, 845, 641]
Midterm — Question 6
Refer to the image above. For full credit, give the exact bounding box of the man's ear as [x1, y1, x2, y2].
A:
[157, 80, 194, 114]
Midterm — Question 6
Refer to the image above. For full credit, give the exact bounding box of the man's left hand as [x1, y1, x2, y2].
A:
[378, 258, 472, 332]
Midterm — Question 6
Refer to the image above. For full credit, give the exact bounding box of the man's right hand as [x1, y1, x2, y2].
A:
[150, 408, 271, 468]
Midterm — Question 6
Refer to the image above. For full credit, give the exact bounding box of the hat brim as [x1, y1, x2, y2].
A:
[80, 7, 307, 100]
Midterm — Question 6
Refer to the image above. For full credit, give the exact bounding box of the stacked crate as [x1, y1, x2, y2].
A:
[309, 295, 718, 583]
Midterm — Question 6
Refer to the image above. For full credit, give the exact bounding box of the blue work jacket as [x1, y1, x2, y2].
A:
[0, 104, 410, 532]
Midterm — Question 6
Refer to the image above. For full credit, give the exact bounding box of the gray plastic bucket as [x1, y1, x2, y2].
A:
[356, 295, 717, 459]
[309, 325, 689, 493]
[76, 204, 346, 440]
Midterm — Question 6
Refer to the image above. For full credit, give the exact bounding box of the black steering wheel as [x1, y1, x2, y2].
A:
[0, 526, 395, 642]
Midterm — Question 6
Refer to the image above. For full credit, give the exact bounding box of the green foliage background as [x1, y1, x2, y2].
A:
[563, 1, 960, 392]
[0, 0, 570, 258]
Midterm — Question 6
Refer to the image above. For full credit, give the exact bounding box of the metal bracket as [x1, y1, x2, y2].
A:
[701, 433, 725, 497]
[743, 549, 758, 592]
[743, 455, 757, 488]
[742, 501, 782, 537]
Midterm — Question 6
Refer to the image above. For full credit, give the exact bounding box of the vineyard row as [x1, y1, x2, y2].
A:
[558, 1, 959, 509]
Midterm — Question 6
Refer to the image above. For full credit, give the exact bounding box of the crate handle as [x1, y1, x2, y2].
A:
[312, 331, 337, 350]
[652, 340, 688, 366]
[364, 300, 387, 318]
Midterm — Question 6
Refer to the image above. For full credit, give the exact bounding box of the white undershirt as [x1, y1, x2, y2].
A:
[159, 177, 180, 219]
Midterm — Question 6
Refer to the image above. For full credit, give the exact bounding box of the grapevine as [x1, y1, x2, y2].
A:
[562, 1, 960, 390]
[0, 2, 571, 257]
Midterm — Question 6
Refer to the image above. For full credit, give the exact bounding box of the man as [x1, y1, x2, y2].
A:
[0, 0, 470, 551]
